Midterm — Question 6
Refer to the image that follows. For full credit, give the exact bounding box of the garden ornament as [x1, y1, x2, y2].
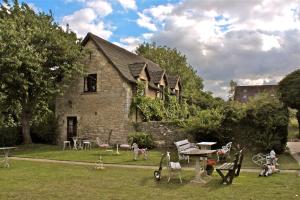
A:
[258, 150, 280, 177]
[95, 156, 104, 170]
[132, 143, 148, 160]
[154, 153, 166, 181]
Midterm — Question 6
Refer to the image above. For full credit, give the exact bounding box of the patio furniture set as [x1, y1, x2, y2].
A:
[63, 137, 132, 153]
[166, 139, 241, 185]
[63, 137, 92, 150]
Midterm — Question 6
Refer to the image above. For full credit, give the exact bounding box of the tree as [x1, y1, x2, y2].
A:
[135, 43, 203, 99]
[228, 80, 237, 101]
[0, 0, 84, 144]
[278, 69, 300, 137]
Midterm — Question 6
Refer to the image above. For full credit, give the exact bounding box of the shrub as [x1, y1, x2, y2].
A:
[128, 132, 154, 149]
[221, 93, 288, 153]
[0, 127, 21, 146]
[30, 113, 58, 144]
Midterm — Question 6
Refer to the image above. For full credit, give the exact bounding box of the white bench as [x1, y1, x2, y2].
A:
[174, 139, 199, 163]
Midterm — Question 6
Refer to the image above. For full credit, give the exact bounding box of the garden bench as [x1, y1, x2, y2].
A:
[216, 149, 243, 185]
[174, 139, 199, 163]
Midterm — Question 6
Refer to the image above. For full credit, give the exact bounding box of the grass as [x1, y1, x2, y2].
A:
[13, 144, 300, 170]
[0, 160, 299, 200]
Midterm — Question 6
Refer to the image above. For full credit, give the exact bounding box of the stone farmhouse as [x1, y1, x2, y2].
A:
[55, 33, 182, 144]
[234, 85, 278, 103]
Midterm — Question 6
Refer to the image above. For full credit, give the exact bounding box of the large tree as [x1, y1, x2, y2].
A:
[0, 0, 84, 144]
[135, 43, 204, 99]
[278, 69, 300, 137]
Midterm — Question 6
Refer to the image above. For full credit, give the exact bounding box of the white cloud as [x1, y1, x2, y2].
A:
[136, 4, 175, 31]
[137, 12, 157, 31]
[86, 0, 112, 16]
[61, 0, 113, 39]
[261, 34, 281, 51]
[145, 0, 300, 98]
[117, 0, 137, 10]
[62, 8, 112, 39]
[113, 36, 141, 52]
[144, 4, 174, 21]
[142, 33, 153, 40]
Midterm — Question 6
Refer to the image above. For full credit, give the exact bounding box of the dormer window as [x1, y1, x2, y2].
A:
[84, 74, 97, 92]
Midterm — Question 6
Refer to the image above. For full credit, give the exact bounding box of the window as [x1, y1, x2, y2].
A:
[84, 74, 97, 92]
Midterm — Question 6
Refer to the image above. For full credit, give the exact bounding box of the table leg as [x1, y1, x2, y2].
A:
[73, 140, 77, 150]
[191, 157, 206, 184]
[3, 150, 10, 168]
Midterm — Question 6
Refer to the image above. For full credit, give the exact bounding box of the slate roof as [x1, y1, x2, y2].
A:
[82, 33, 162, 83]
[149, 70, 166, 84]
[128, 62, 147, 78]
[167, 75, 180, 89]
[234, 85, 278, 103]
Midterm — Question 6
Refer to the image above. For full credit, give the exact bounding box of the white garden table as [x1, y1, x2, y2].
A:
[0, 147, 16, 168]
[197, 142, 217, 150]
[182, 149, 217, 184]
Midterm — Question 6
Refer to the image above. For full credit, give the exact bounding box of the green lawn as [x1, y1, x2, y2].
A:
[13, 144, 300, 170]
[0, 161, 299, 200]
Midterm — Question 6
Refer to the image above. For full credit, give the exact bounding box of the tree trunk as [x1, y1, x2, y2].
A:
[21, 110, 32, 144]
[297, 110, 300, 139]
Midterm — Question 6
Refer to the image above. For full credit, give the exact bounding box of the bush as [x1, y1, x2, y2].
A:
[30, 113, 58, 144]
[185, 93, 289, 153]
[221, 93, 289, 153]
[128, 132, 154, 149]
[0, 127, 21, 146]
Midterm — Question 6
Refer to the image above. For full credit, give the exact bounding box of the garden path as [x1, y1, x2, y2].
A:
[287, 142, 300, 165]
[10, 157, 299, 173]
[287, 142, 300, 176]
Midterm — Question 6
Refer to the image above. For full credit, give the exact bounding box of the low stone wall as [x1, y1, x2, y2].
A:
[134, 121, 193, 148]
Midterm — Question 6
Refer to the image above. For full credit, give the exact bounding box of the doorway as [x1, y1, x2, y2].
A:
[67, 117, 77, 141]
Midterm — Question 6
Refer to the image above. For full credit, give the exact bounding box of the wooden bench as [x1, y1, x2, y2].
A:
[174, 139, 199, 163]
[216, 149, 244, 185]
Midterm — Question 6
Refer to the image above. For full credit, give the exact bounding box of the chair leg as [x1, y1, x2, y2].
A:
[168, 170, 171, 183]
[178, 171, 182, 183]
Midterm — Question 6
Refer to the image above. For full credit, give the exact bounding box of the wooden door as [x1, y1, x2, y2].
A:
[67, 117, 77, 141]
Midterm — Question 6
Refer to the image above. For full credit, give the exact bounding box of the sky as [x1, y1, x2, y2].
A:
[5, 0, 300, 98]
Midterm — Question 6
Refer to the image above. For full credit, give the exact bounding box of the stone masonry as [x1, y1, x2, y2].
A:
[134, 121, 193, 148]
[56, 40, 134, 144]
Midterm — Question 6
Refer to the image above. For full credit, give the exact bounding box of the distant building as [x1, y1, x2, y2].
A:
[233, 85, 278, 103]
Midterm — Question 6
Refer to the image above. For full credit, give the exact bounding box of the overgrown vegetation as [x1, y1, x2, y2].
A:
[183, 93, 289, 153]
[278, 69, 300, 138]
[127, 131, 154, 149]
[131, 82, 189, 122]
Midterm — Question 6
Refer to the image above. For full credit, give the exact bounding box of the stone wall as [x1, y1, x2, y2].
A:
[134, 121, 194, 148]
[55, 40, 134, 144]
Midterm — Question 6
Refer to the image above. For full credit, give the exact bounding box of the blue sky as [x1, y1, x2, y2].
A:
[18, 0, 180, 43]
[3, 0, 300, 98]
